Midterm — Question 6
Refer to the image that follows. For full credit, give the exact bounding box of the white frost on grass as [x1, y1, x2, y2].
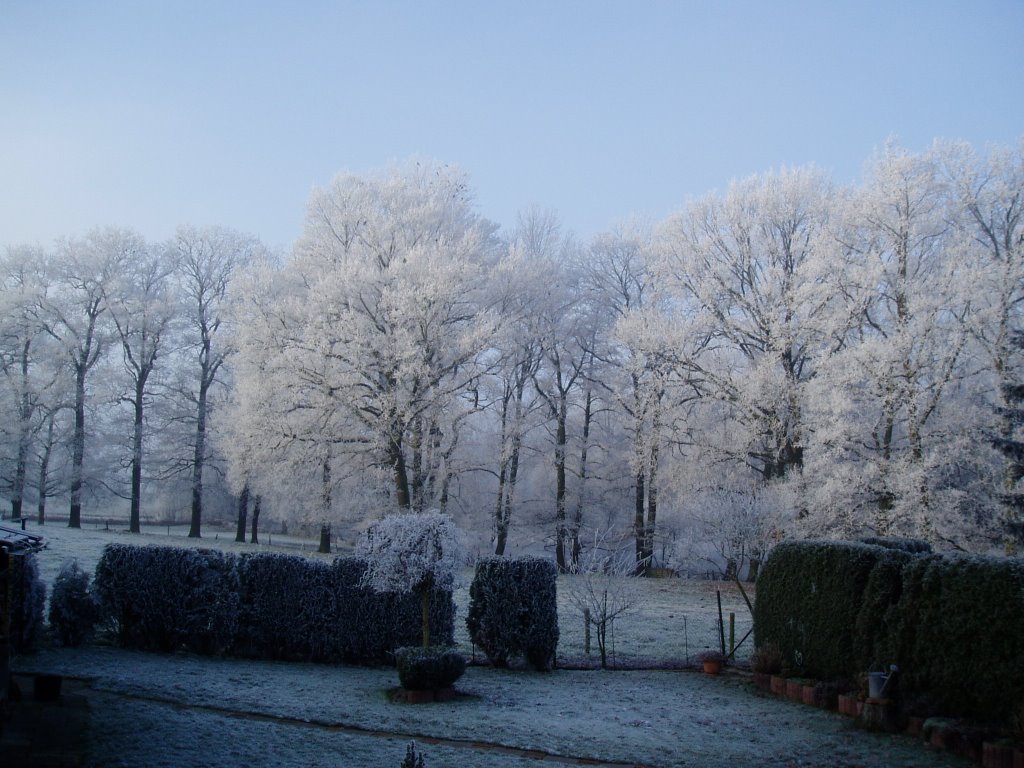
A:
[18, 646, 967, 768]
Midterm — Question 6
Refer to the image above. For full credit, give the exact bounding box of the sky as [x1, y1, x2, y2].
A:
[2, 0, 1022, 253]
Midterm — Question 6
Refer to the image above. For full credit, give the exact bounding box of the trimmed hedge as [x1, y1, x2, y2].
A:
[753, 540, 883, 680]
[94, 544, 240, 654]
[889, 554, 1024, 721]
[92, 544, 454, 665]
[754, 540, 1024, 726]
[466, 556, 558, 670]
[234, 554, 454, 664]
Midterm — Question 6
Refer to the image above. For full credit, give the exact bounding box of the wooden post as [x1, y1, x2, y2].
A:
[729, 612, 735, 655]
[716, 590, 726, 655]
[584, 608, 591, 654]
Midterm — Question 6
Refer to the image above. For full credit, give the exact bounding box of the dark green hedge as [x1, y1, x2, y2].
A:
[753, 540, 883, 680]
[466, 556, 559, 670]
[889, 554, 1024, 721]
[93, 544, 454, 664]
[754, 540, 1024, 725]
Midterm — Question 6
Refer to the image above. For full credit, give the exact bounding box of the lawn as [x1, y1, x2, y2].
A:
[11, 521, 967, 768]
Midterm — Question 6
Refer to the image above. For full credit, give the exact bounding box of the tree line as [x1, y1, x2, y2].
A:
[2, 140, 1021, 573]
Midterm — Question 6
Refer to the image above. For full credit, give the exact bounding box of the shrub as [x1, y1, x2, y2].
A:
[7, 551, 46, 653]
[466, 556, 558, 670]
[93, 544, 240, 654]
[394, 646, 466, 690]
[753, 540, 884, 680]
[851, 548, 915, 672]
[48, 559, 98, 647]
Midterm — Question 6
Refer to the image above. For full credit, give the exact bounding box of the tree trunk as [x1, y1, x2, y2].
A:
[389, 435, 412, 511]
[129, 376, 146, 534]
[235, 483, 249, 543]
[188, 376, 209, 538]
[69, 367, 87, 528]
[634, 469, 646, 575]
[250, 495, 261, 544]
[554, 401, 568, 573]
[37, 414, 55, 525]
[571, 386, 594, 571]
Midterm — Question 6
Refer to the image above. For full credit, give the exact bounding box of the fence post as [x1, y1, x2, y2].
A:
[729, 612, 735, 655]
[584, 608, 591, 655]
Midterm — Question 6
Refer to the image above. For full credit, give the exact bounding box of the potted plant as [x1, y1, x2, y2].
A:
[359, 511, 467, 701]
[696, 649, 727, 675]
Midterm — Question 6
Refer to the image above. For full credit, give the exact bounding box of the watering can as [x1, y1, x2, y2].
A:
[867, 664, 899, 699]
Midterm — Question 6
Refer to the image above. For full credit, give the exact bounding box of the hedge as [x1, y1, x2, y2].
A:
[92, 544, 454, 665]
[753, 540, 884, 680]
[466, 556, 559, 670]
[754, 540, 1024, 726]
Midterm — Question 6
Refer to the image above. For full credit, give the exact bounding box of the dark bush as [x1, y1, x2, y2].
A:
[8, 551, 46, 653]
[48, 559, 98, 647]
[753, 540, 884, 679]
[466, 556, 558, 670]
[394, 646, 466, 690]
[93, 544, 240, 654]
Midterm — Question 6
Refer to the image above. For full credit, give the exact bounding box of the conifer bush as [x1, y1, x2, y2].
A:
[48, 559, 98, 647]
[466, 556, 559, 670]
[8, 551, 46, 653]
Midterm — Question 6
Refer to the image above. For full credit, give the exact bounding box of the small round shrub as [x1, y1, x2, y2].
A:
[48, 559, 98, 647]
[394, 646, 466, 691]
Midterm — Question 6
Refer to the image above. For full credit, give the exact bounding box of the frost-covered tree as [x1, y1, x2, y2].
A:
[657, 168, 835, 487]
[806, 145, 971, 541]
[358, 511, 462, 648]
[174, 225, 261, 538]
[104, 234, 178, 533]
[41, 229, 123, 527]
[940, 139, 1024, 545]
[0, 245, 57, 521]
[228, 162, 498, 523]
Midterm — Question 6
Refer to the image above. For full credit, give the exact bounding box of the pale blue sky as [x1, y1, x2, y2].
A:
[2, 1, 1022, 251]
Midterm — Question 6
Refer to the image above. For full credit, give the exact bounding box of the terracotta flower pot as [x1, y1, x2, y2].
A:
[703, 659, 722, 675]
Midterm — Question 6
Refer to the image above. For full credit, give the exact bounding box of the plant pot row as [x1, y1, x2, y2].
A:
[753, 673, 1024, 767]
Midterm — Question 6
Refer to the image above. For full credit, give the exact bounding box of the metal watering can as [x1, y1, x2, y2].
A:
[867, 664, 899, 699]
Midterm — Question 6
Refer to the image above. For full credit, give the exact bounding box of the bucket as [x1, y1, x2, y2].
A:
[867, 671, 889, 699]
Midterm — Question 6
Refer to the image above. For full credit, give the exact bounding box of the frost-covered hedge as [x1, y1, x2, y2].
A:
[235, 554, 454, 664]
[754, 540, 1024, 725]
[92, 544, 454, 664]
[94, 544, 240, 654]
[466, 556, 558, 670]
